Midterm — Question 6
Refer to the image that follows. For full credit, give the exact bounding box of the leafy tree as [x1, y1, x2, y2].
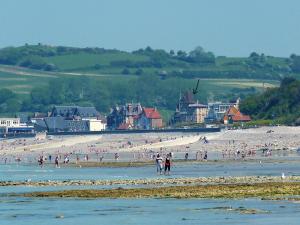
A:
[0, 89, 16, 104]
[135, 68, 143, 75]
[122, 68, 130, 75]
[240, 78, 300, 124]
[290, 56, 300, 72]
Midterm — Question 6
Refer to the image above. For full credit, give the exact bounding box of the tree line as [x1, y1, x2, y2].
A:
[240, 77, 300, 125]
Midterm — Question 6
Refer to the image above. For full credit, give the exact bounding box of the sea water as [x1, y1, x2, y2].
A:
[1, 161, 300, 224]
[0, 160, 300, 182]
[0, 197, 300, 225]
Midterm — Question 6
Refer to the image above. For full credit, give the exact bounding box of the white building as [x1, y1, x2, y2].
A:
[0, 118, 34, 134]
[83, 118, 106, 131]
[0, 118, 21, 128]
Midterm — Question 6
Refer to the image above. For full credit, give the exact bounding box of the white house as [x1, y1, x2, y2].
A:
[82, 118, 106, 131]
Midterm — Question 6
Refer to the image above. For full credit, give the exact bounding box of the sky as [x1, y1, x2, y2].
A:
[0, 0, 299, 57]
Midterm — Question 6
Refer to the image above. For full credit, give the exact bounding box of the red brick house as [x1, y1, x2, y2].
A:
[136, 108, 163, 129]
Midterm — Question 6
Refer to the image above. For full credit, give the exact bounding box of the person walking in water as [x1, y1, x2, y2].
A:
[38, 155, 44, 167]
[164, 153, 172, 175]
[156, 154, 163, 175]
[55, 156, 59, 168]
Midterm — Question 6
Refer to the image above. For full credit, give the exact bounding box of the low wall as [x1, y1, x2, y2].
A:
[0, 133, 36, 139]
[47, 127, 220, 136]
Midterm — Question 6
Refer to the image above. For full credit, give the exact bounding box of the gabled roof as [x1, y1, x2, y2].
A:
[124, 103, 143, 116]
[232, 113, 251, 122]
[182, 91, 195, 104]
[143, 108, 162, 119]
[224, 106, 251, 122]
[76, 107, 99, 118]
[227, 106, 239, 116]
[51, 106, 100, 118]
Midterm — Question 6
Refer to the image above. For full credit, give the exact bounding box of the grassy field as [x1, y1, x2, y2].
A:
[44, 52, 150, 71]
[0, 65, 279, 97]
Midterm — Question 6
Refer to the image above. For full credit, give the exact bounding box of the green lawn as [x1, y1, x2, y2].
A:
[0, 65, 279, 97]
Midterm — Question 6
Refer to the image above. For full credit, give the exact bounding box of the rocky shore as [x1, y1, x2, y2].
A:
[21, 182, 300, 199]
[3, 175, 300, 187]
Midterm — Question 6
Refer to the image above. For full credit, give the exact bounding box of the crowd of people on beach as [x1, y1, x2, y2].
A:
[1, 128, 300, 176]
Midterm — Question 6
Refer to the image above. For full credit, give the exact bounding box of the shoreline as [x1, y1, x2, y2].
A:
[2, 156, 300, 168]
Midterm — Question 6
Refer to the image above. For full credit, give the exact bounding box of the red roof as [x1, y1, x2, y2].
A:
[232, 113, 251, 122]
[143, 108, 161, 119]
[224, 106, 251, 122]
[227, 106, 239, 116]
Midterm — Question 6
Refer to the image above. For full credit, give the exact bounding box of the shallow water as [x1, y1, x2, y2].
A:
[0, 197, 300, 225]
[1, 159, 300, 224]
[0, 160, 300, 182]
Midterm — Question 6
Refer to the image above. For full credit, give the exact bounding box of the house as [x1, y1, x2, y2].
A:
[137, 108, 163, 129]
[223, 106, 251, 124]
[107, 103, 163, 130]
[107, 103, 143, 130]
[205, 98, 240, 123]
[172, 91, 208, 124]
[188, 103, 209, 123]
[33, 106, 106, 132]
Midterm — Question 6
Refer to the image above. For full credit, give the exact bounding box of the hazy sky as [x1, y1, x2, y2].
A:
[0, 0, 299, 56]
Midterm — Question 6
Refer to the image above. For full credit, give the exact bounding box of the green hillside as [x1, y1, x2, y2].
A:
[1, 44, 297, 120]
[0, 44, 299, 80]
[240, 77, 300, 125]
[0, 64, 278, 119]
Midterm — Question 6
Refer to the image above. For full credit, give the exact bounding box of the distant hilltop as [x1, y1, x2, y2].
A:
[0, 44, 299, 80]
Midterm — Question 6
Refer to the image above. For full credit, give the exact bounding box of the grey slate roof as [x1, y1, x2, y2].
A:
[51, 106, 100, 118]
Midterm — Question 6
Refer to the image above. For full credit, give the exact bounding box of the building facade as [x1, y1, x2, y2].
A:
[107, 103, 143, 130]
[172, 91, 208, 124]
[0, 118, 34, 135]
[33, 106, 106, 132]
[205, 98, 240, 123]
[136, 108, 163, 129]
[107, 103, 163, 130]
[223, 106, 251, 124]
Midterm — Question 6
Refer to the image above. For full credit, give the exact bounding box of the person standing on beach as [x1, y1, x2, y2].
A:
[156, 154, 163, 175]
[38, 155, 44, 167]
[55, 156, 59, 168]
[203, 151, 208, 161]
[164, 154, 172, 175]
[185, 152, 189, 160]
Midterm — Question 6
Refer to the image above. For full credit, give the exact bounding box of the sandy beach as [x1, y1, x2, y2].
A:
[1, 126, 300, 164]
